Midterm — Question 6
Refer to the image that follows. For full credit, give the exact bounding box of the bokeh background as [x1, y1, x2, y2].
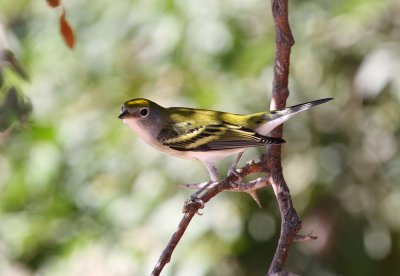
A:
[1, 0, 400, 275]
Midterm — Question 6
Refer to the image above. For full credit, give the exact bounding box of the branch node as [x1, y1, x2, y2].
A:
[182, 198, 204, 214]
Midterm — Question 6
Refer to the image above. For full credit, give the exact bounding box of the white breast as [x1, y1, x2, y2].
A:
[122, 118, 245, 163]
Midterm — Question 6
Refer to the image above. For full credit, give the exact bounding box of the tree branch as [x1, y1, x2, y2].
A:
[151, 159, 269, 276]
[264, 0, 303, 275]
[151, 1, 310, 275]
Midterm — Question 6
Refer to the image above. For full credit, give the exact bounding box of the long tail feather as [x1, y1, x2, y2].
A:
[256, 98, 333, 135]
[275, 97, 333, 116]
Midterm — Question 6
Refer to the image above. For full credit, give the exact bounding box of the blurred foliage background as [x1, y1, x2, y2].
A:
[1, 0, 400, 275]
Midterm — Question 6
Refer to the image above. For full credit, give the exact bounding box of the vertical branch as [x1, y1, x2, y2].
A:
[264, 0, 302, 274]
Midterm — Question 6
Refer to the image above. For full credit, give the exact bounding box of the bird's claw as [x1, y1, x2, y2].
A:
[181, 180, 217, 214]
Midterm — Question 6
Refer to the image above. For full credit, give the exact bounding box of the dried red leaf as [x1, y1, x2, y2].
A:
[46, 0, 60, 8]
[59, 10, 75, 49]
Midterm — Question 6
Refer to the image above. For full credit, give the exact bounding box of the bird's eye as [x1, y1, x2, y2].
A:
[139, 107, 149, 117]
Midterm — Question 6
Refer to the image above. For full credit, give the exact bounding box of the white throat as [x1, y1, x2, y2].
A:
[122, 118, 157, 145]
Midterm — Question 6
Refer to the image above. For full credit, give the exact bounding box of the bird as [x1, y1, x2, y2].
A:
[119, 97, 333, 183]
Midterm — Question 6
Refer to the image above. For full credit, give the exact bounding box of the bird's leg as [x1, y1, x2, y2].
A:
[227, 151, 244, 178]
[205, 160, 219, 183]
[188, 161, 219, 203]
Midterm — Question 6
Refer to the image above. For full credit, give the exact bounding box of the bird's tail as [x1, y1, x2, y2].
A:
[274, 98, 333, 117]
[256, 97, 333, 135]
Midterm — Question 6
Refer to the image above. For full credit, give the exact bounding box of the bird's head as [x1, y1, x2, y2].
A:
[119, 98, 167, 138]
[119, 98, 155, 119]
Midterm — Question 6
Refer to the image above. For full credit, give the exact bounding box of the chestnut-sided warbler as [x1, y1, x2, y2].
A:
[119, 98, 332, 182]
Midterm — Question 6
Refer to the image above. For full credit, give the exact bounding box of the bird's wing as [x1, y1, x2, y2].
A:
[157, 122, 285, 152]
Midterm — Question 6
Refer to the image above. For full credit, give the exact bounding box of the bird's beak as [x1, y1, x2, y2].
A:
[119, 109, 129, 119]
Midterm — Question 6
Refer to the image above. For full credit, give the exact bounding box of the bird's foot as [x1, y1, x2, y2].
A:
[182, 181, 217, 214]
